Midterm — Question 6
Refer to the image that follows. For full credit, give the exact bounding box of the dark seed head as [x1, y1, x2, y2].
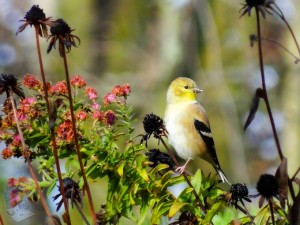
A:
[143, 113, 165, 138]
[245, 0, 265, 6]
[50, 19, 72, 35]
[145, 149, 174, 170]
[24, 5, 46, 22]
[230, 183, 249, 198]
[62, 178, 79, 197]
[257, 174, 279, 198]
[178, 211, 197, 225]
[0, 74, 18, 88]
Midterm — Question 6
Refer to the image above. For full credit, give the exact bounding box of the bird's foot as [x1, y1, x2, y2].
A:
[175, 165, 187, 174]
[175, 159, 191, 174]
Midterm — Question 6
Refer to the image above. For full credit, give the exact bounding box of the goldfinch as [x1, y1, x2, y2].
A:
[164, 77, 229, 183]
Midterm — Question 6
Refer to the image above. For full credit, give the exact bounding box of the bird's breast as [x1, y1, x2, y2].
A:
[164, 103, 207, 160]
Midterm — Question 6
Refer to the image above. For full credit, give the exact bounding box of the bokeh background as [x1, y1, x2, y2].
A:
[0, 0, 300, 224]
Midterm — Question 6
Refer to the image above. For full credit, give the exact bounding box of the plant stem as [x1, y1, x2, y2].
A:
[240, 204, 255, 225]
[9, 91, 51, 216]
[0, 213, 4, 225]
[160, 137, 206, 212]
[255, 7, 296, 201]
[268, 200, 275, 225]
[34, 26, 71, 224]
[74, 201, 91, 225]
[291, 166, 300, 181]
[61, 47, 97, 225]
[272, 3, 300, 56]
[259, 37, 300, 62]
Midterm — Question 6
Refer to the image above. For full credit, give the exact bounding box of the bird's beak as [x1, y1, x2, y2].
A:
[193, 86, 203, 94]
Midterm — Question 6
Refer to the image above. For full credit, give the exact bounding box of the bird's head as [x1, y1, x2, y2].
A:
[167, 77, 202, 104]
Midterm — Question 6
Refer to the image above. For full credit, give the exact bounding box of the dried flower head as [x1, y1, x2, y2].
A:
[227, 183, 251, 208]
[240, 0, 275, 18]
[16, 5, 53, 37]
[257, 174, 279, 198]
[256, 174, 279, 207]
[47, 18, 80, 56]
[140, 113, 167, 146]
[145, 149, 174, 170]
[53, 177, 82, 211]
[0, 74, 25, 99]
[170, 211, 198, 225]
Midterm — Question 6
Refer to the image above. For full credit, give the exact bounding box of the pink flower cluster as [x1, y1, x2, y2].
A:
[70, 75, 86, 88]
[23, 74, 41, 90]
[50, 81, 68, 95]
[104, 83, 131, 106]
[8, 177, 31, 207]
[17, 97, 38, 120]
[92, 109, 116, 126]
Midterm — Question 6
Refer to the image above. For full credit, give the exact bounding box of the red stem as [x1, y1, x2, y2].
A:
[34, 26, 71, 223]
[0, 213, 4, 225]
[255, 7, 296, 201]
[9, 91, 51, 216]
[61, 47, 97, 225]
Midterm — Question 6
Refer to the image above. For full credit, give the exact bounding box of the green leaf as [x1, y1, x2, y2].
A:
[203, 201, 225, 224]
[168, 201, 188, 219]
[150, 164, 170, 175]
[238, 216, 252, 225]
[191, 169, 202, 193]
[47, 180, 57, 196]
[138, 203, 149, 225]
[160, 170, 175, 184]
[137, 168, 149, 181]
[178, 187, 194, 202]
[65, 157, 80, 172]
[161, 175, 185, 190]
[117, 161, 126, 177]
[254, 205, 270, 225]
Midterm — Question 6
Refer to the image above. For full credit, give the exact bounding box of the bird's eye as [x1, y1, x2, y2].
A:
[184, 85, 189, 89]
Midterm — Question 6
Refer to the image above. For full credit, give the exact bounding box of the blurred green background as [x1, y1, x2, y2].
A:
[0, 0, 300, 224]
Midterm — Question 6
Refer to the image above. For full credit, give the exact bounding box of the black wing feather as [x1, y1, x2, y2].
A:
[194, 119, 220, 168]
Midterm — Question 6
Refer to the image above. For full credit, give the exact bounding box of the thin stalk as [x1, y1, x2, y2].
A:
[74, 201, 91, 225]
[34, 26, 71, 224]
[255, 7, 296, 201]
[9, 90, 51, 216]
[0, 213, 4, 225]
[269, 200, 275, 225]
[259, 37, 300, 62]
[61, 47, 97, 225]
[272, 3, 300, 56]
[291, 167, 300, 181]
[240, 204, 255, 225]
[160, 137, 206, 212]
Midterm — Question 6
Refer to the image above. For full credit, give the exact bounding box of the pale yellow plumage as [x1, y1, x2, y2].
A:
[164, 77, 229, 183]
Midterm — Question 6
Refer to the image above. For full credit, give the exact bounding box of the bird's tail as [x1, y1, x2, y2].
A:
[215, 166, 230, 184]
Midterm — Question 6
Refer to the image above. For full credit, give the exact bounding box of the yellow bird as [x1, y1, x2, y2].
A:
[164, 77, 229, 183]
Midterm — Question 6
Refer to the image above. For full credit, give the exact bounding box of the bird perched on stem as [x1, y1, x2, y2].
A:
[164, 77, 229, 183]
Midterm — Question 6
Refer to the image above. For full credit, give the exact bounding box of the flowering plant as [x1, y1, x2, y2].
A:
[1, 3, 300, 225]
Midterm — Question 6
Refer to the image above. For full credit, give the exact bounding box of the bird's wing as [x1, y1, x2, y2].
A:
[194, 118, 221, 168]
